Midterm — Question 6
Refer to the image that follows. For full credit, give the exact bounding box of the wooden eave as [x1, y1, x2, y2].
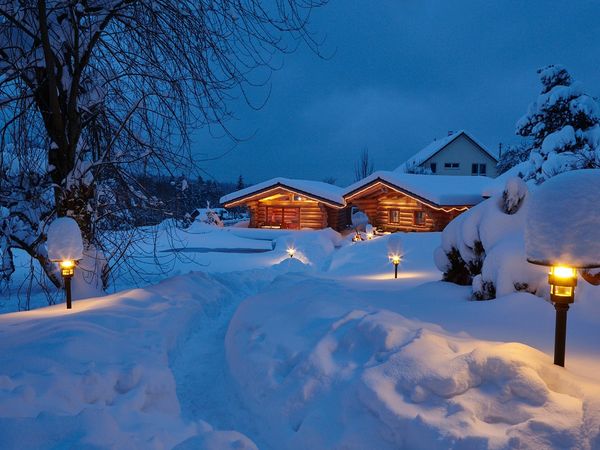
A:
[344, 178, 471, 212]
[222, 183, 345, 209]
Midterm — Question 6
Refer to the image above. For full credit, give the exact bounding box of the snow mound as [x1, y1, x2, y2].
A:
[46, 217, 84, 261]
[0, 271, 266, 449]
[526, 169, 600, 268]
[226, 280, 596, 449]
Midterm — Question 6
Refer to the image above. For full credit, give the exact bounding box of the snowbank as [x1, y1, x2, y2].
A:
[0, 271, 270, 449]
[226, 276, 600, 449]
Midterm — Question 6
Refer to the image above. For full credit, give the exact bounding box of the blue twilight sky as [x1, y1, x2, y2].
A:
[194, 0, 600, 187]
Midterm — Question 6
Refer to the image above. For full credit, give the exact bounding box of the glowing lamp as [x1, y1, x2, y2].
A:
[352, 233, 362, 242]
[389, 254, 401, 279]
[366, 232, 374, 240]
[60, 259, 76, 278]
[287, 247, 296, 259]
[548, 265, 577, 303]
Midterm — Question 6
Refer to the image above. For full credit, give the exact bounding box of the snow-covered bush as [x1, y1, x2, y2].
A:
[517, 65, 600, 183]
[436, 177, 546, 299]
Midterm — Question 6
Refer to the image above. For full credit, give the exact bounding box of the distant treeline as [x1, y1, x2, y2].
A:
[131, 174, 239, 226]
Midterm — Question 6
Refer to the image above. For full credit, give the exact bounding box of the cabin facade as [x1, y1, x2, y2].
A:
[344, 172, 492, 232]
[220, 178, 350, 231]
[397, 130, 499, 178]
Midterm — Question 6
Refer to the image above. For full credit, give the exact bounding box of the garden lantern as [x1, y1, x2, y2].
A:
[544, 264, 578, 366]
[46, 217, 84, 310]
[59, 259, 76, 309]
[389, 254, 401, 279]
[525, 169, 600, 367]
[366, 232, 374, 240]
[287, 247, 296, 258]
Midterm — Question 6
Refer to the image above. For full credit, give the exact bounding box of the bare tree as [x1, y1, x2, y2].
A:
[354, 147, 374, 182]
[0, 0, 328, 295]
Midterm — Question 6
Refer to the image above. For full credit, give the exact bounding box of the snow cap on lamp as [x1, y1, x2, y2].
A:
[47, 217, 84, 262]
[525, 169, 600, 269]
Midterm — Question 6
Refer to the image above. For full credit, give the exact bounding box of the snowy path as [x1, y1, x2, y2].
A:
[170, 289, 266, 449]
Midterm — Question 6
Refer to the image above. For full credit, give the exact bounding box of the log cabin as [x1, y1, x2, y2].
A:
[220, 178, 351, 231]
[343, 171, 492, 232]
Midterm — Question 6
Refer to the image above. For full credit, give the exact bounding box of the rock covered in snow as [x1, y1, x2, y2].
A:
[526, 169, 600, 268]
[46, 217, 84, 261]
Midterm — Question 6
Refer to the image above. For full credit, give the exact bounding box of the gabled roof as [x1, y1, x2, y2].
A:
[395, 130, 498, 172]
[344, 171, 493, 207]
[220, 177, 345, 208]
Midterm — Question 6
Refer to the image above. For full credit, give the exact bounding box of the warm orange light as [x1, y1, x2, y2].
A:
[548, 265, 577, 303]
[389, 254, 401, 265]
[59, 259, 75, 277]
[551, 266, 576, 279]
[366, 232, 374, 240]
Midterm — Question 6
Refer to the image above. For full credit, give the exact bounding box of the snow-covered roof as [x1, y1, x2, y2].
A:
[344, 171, 492, 206]
[526, 169, 600, 268]
[396, 130, 498, 172]
[220, 177, 345, 207]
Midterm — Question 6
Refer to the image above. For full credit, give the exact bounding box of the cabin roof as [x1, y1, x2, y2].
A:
[344, 171, 493, 206]
[220, 177, 345, 207]
[395, 130, 499, 172]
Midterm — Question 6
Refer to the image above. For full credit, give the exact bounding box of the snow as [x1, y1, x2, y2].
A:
[2, 209, 600, 448]
[526, 169, 600, 268]
[220, 177, 345, 206]
[226, 265, 600, 449]
[46, 217, 84, 261]
[396, 130, 498, 172]
[345, 171, 493, 206]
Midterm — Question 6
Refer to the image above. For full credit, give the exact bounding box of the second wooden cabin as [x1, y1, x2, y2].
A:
[344, 171, 492, 232]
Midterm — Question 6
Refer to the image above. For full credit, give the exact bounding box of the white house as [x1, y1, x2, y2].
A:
[397, 130, 499, 178]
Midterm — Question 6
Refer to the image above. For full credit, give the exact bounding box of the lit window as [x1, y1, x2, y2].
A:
[414, 211, 426, 225]
[389, 210, 400, 224]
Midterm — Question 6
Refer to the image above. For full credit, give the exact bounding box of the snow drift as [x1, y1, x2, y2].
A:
[226, 275, 600, 449]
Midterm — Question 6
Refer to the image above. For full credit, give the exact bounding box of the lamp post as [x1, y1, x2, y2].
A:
[547, 265, 577, 367]
[389, 254, 401, 279]
[59, 260, 76, 309]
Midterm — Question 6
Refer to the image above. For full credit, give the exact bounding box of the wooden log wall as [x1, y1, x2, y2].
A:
[351, 192, 467, 232]
[325, 206, 351, 231]
[247, 198, 328, 229]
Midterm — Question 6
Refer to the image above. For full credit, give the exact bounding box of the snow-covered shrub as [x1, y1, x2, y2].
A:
[517, 65, 600, 183]
[502, 177, 527, 214]
[436, 177, 547, 299]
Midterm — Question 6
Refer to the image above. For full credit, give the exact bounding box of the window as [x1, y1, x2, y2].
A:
[389, 210, 400, 224]
[471, 163, 487, 176]
[444, 162, 459, 169]
[430, 163, 437, 174]
[414, 211, 426, 226]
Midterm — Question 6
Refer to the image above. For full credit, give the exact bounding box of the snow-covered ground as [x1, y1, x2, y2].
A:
[1, 228, 600, 449]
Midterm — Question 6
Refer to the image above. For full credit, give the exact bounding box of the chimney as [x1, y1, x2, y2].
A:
[447, 130, 454, 136]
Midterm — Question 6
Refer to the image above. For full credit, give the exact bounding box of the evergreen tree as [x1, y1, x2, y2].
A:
[496, 142, 530, 175]
[517, 65, 600, 183]
[237, 175, 245, 191]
